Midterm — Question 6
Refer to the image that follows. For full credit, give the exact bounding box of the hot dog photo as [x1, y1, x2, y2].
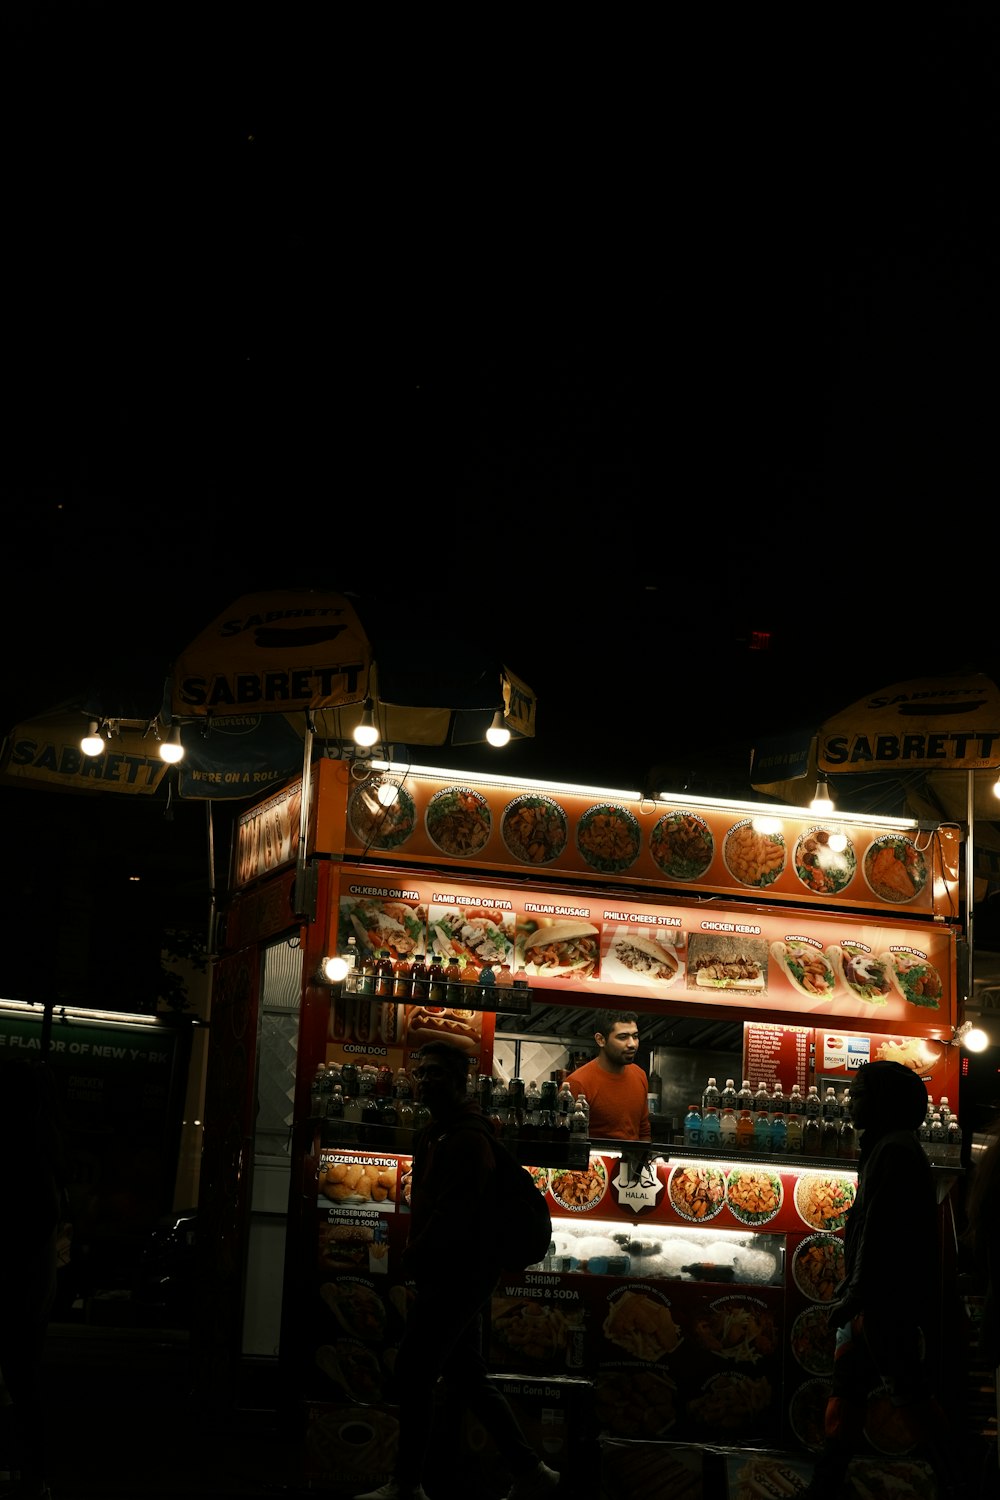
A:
[401, 1004, 482, 1055]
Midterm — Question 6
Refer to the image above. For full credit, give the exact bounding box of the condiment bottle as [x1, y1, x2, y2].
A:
[444, 955, 463, 1003]
[409, 954, 429, 1002]
[358, 950, 377, 997]
[427, 953, 446, 1004]
[392, 952, 412, 999]
[375, 948, 394, 998]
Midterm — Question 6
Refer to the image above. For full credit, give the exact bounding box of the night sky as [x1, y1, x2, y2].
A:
[3, 5, 999, 1002]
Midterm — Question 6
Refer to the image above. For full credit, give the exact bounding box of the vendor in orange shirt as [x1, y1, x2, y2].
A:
[562, 1009, 651, 1142]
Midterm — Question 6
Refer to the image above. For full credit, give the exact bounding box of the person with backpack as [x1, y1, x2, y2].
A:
[355, 1039, 559, 1500]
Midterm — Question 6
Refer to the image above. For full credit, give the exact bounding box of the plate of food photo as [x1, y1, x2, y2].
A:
[723, 820, 786, 888]
[348, 784, 417, 851]
[649, 811, 714, 881]
[792, 1234, 846, 1302]
[602, 1287, 682, 1361]
[789, 1377, 831, 1451]
[576, 803, 641, 873]
[550, 1158, 608, 1212]
[425, 786, 492, 857]
[793, 827, 857, 896]
[863, 836, 929, 904]
[790, 1305, 837, 1376]
[500, 794, 569, 864]
[319, 1281, 386, 1342]
[593, 1367, 678, 1439]
[725, 1168, 784, 1227]
[491, 1298, 581, 1366]
[793, 1173, 856, 1233]
[668, 1164, 727, 1222]
[694, 1297, 778, 1364]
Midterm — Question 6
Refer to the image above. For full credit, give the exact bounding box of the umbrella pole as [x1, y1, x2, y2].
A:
[966, 769, 975, 1003]
[293, 714, 315, 919]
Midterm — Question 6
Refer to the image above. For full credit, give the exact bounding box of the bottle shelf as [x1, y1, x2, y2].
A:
[315, 1115, 590, 1166]
[341, 968, 532, 1014]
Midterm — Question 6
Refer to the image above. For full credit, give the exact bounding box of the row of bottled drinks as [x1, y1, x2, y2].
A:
[338, 938, 528, 1004]
[311, 1060, 590, 1143]
[682, 1077, 962, 1162]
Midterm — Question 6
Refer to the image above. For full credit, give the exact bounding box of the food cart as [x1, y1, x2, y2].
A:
[195, 756, 964, 1495]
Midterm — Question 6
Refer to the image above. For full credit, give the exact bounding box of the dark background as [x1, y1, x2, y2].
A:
[2, 4, 999, 1009]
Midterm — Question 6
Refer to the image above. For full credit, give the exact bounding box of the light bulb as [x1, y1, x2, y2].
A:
[809, 777, 834, 814]
[486, 710, 511, 747]
[827, 832, 848, 853]
[963, 1026, 990, 1053]
[159, 724, 185, 763]
[993, 775, 1000, 801]
[376, 780, 400, 808]
[80, 721, 104, 756]
[320, 955, 349, 983]
[353, 700, 379, 748]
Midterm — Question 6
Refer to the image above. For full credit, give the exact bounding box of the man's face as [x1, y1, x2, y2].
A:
[849, 1070, 870, 1131]
[600, 1021, 639, 1067]
[412, 1059, 462, 1115]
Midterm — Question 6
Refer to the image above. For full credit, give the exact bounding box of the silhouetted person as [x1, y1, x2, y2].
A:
[961, 1112, 1000, 1484]
[355, 1040, 559, 1500]
[803, 1060, 967, 1499]
[0, 1058, 66, 1500]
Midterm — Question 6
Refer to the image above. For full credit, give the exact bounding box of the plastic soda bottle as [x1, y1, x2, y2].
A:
[720, 1107, 738, 1152]
[683, 1105, 702, 1148]
[702, 1077, 721, 1111]
[736, 1109, 755, 1151]
[786, 1112, 803, 1154]
[770, 1111, 787, 1155]
[702, 1106, 721, 1151]
[720, 1078, 738, 1111]
[754, 1105, 773, 1152]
